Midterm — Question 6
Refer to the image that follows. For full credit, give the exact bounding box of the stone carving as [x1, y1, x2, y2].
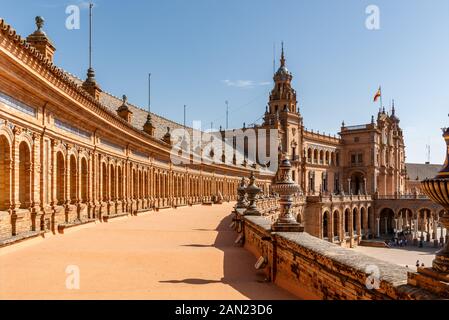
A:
[243, 172, 261, 216]
[236, 177, 248, 209]
[271, 155, 303, 232]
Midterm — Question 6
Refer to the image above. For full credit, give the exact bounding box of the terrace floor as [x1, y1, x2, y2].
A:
[0, 202, 295, 300]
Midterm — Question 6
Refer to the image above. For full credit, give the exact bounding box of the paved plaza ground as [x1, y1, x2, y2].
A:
[0, 203, 296, 300]
[353, 243, 440, 271]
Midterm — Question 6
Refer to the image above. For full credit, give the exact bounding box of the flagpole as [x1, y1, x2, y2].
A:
[379, 86, 383, 112]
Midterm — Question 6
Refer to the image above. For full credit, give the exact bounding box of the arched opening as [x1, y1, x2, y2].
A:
[323, 211, 330, 239]
[353, 207, 358, 234]
[133, 170, 137, 199]
[118, 166, 123, 200]
[110, 165, 116, 201]
[56, 152, 65, 205]
[344, 209, 350, 236]
[313, 149, 318, 164]
[0, 136, 11, 211]
[139, 171, 143, 199]
[333, 210, 339, 240]
[361, 207, 366, 234]
[69, 155, 77, 204]
[350, 172, 365, 195]
[18, 142, 31, 209]
[307, 148, 312, 163]
[368, 207, 373, 228]
[80, 158, 87, 203]
[380, 208, 395, 236]
[102, 163, 107, 202]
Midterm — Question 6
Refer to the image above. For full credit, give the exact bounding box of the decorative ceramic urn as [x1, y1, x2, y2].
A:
[236, 177, 248, 209]
[271, 156, 303, 232]
[243, 172, 262, 216]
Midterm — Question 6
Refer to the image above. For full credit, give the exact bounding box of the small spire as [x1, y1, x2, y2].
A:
[280, 42, 286, 67]
[371, 115, 375, 124]
[392, 99, 396, 115]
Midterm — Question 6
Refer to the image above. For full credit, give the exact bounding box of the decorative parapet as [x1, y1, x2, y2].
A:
[240, 214, 441, 300]
[307, 194, 373, 203]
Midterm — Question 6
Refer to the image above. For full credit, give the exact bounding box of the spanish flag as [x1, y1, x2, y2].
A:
[373, 86, 382, 102]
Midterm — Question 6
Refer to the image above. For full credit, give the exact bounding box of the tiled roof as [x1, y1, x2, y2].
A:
[405, 163, 442, 181]
[65, 72, 193, 140]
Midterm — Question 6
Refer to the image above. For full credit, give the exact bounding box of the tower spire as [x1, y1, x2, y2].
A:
[280, 41, 286, 67]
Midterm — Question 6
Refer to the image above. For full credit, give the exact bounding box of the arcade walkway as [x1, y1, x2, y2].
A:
[0, 202, 295, 300]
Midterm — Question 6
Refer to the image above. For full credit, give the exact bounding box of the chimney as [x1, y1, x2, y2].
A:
[26, 16, 56, 63]
[117, 95, 133, 124]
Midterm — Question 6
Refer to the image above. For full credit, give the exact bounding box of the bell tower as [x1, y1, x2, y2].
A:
[264, 43, 300, 123]
[262, 44, 303, 186]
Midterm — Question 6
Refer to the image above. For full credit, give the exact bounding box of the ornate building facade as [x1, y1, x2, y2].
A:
[0, 18, 274, 244]
[0, 17, 444, 251]
[250, 47, 444, 247]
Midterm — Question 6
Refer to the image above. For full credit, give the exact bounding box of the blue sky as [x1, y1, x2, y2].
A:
[2, 0, 449, 164]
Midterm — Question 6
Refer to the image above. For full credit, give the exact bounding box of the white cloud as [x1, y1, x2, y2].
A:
[222, 80, 270, 89]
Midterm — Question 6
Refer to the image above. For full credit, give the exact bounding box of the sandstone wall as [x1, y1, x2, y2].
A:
[241, 215, 438, 300]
